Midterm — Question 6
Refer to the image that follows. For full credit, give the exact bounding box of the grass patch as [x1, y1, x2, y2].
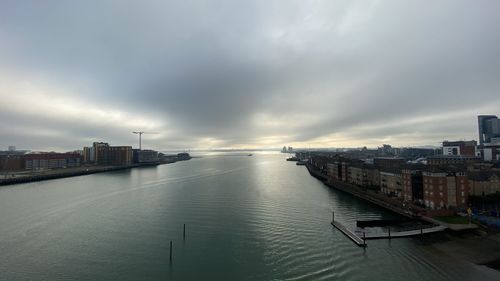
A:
[434, 215, 470, 224]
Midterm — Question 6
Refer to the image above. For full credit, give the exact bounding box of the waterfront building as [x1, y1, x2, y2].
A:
[133, 149, 159, 164]
[0, 154, 25, 171]
[25, 152, 82, 170]
[89, 142, 132, 166]
[422, 169, 469, 210]
[93, 142, 110, 165]
[345, 162, 380, 189]
[402, 168, 424, 204]
[364, 166, 380, 189]
[442, 140, 477, 157]
[347, 164, 364, 186]
[108, 146, 133, 166]
[82, 146, 96, 163]
[379, 170, 403, 197]
[326, 162, 341, 181]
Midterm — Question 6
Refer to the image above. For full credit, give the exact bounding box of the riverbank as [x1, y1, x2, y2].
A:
[305, 163, 420, 218]
[302, 162, 500, 271]
[0, 158, 191, 186]
[0, 165, 140, 186]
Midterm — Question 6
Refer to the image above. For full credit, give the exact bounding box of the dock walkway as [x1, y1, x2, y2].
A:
[356, 225, 447, 239]
[331, 220, 367, 247]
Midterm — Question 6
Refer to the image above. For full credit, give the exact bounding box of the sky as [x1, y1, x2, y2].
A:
[1, 0, 500, 152]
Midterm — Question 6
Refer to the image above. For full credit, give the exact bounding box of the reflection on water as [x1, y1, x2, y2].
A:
[0, 153, 498, 281]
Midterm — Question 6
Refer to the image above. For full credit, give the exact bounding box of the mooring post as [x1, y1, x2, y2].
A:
[388, 226, 391, 239]
[332, 211, 335, 223]
[183, 224, 186, 240]
[169, 240, 173, 264]
[363, 232, 366, 247]
[420, 225, 423, 240]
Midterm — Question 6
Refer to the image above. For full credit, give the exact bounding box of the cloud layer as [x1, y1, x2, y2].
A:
[1, 0, 500, 151]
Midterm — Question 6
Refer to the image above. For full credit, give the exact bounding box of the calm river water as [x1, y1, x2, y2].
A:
[0, 153, 499, 281]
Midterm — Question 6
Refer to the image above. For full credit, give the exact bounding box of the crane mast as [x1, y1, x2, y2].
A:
[132, 131, 158, 150]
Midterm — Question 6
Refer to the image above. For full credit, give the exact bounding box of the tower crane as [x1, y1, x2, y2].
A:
[132, 131, 158, 150]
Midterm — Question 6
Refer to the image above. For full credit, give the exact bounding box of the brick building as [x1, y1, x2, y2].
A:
[90, 142, 132, 166]
[25, 153, 82, 170]
[402, 168, 424, 204]
[468, 171, 500, 196]
[442, 140, 477, 157]
[0, 155, 25, 171]
[422, 170, 469, 210]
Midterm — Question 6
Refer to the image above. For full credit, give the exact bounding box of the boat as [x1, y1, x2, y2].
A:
[296, 159, 308, 165]
[247, 154, 253, 156]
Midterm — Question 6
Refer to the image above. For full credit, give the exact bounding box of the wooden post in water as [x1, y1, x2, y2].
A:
[332, 211, 335, 223]
[183, 224, 186, 240]
[420, 225, 423, 240]
[363, 231, 366, 247]
[388, 226, 391, 239]
[169, 241, 173, 264]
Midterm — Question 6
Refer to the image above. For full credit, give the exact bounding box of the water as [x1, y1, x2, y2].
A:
[0, 153, 498, 281]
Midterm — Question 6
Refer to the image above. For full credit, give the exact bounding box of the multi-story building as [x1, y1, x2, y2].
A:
[426, 155, 480, 166]
[478, 115, 500, 161]
[93, 142, 110, 165]
[374, 157, 405, 170]
[108, 146, 133, 166]
[402, 168, 424, 204]
[82, 146, 96, 163]
[327, 161, 350, 183]
[0, 154, 25, 171]
[422, 170, 469, 210]
[480, 143, 500, 161]
[364, 166, 380, 189]
[88, 142, 133, 166]
[478, 115, 500, 145]
[468, 171, 500, 196]
[348, 164, 364, 186]
[380, 170, 403, 197]
[133, 149, 159, 164]
[442, 140, 477, 157]
[25, 153, 82, 170]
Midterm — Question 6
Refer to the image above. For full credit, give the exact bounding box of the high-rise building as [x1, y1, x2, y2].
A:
[478, 115, 500, 161]
[478, 115, 500, 145]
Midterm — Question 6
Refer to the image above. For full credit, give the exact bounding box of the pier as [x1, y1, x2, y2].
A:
[331, 212, 367, 247]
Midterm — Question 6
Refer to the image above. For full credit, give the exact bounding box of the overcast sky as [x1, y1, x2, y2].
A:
[1, 0, 500, 151]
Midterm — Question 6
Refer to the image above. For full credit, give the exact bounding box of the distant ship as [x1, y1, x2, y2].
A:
[248, 154, 253, 156]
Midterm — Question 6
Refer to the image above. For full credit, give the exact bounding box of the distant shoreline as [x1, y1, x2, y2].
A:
[0, 158, 191, 186]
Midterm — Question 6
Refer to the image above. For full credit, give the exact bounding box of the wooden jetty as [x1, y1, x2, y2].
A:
[331, 212, 367, 247]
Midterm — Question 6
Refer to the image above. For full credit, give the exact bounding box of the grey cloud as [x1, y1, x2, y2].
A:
[1, 0, 500, 150]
